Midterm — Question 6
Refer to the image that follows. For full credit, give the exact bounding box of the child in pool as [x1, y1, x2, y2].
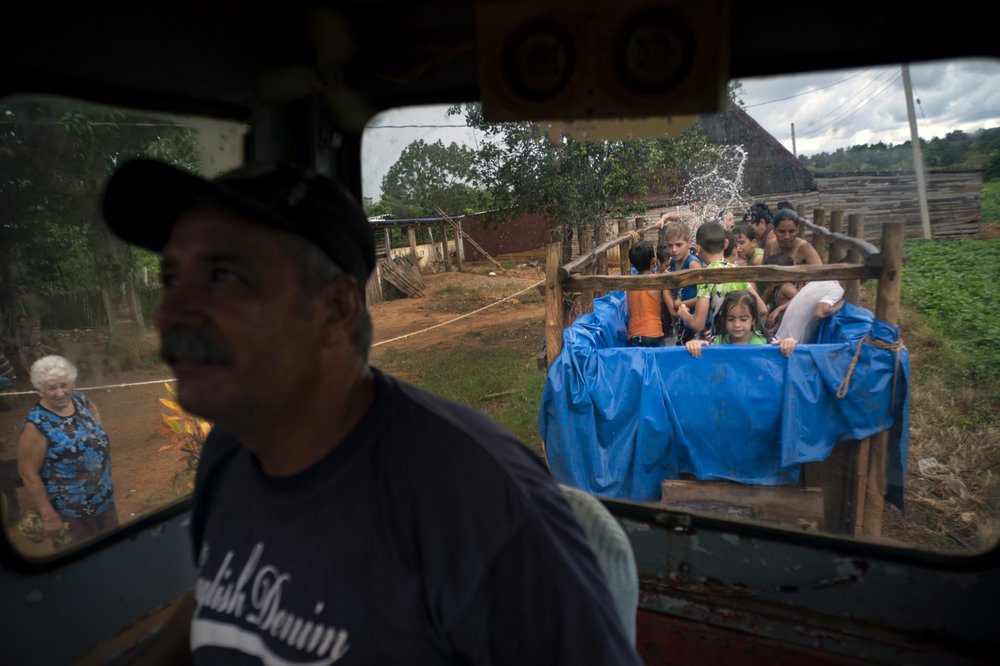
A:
[685, 290, 797, 357]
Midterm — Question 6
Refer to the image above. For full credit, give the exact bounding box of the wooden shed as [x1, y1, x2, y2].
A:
[698, 106, 816, 195]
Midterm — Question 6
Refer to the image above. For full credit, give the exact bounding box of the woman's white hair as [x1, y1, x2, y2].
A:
[30, 355, 78, 390]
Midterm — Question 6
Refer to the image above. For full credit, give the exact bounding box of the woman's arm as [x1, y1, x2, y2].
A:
[17, 423, 62, 537]
[89, 400, 104, 428]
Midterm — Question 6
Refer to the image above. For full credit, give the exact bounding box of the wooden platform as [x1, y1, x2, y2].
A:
[660, 480, 824, 531]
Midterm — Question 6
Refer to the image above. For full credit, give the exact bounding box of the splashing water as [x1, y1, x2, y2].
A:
[674, 144, 750, 236]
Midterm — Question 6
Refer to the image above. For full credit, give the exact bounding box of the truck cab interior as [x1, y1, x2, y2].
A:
[1, 2, 997, 664]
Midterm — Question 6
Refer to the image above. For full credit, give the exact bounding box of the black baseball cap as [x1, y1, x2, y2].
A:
[102, 158, 375, 289]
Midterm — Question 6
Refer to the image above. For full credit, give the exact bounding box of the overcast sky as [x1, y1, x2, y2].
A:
[362, 58, 999, 201]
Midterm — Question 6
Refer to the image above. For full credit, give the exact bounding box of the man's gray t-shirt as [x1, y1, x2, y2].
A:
[188, 368, 640, 665]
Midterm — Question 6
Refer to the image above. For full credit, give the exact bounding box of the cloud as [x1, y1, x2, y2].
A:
[740, 58, 1000, 156]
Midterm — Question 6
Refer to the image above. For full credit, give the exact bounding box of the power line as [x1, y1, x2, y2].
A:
[803, 67, 897, 129]
[742, 68, 872, 109]
[800, 72, 903, 139]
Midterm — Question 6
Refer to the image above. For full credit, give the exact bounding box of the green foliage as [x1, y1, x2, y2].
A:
[982, 180, 1000, 222]
[800, 127, 1000, 175]
[902, 239, 1000, 394]
[448, 103, 711, 232]
[0, 97, 199, 303]
[377, 139, 490, 217]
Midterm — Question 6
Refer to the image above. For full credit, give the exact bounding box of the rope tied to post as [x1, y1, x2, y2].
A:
[627, 230, 642, 244]
[836, 334, 904, 404]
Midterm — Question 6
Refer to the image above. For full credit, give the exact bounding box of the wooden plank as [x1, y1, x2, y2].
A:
[407, 226, 418, 262]
[594, 223, 607, 295]
[545, 239, 565, 367]
[828, 211, 844, 263]
[812, 208, 827, 260]
[660, 480, 823, 530]
[559, 222, 656, 280]
[566, 263, 877, 292]
[618, 219, 630, 276]
[844, 215, 864, 304]
[801, 439, 868, 535]
[578, 227, 594, 315]
[439, 223, 450, 272]
[861, 221, 904, 537]
[798, 217, 878, 259]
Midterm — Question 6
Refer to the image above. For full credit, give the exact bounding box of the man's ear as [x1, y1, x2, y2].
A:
[318, 277, 360, 346]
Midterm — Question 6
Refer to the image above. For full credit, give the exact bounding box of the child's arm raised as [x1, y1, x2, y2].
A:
[678, 298, 709, 333]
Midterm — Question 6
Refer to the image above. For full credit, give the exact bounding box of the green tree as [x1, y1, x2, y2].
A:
[378, 139, 488, 218]
[449, 103, 714, 260]
[0, 97, 198, 367]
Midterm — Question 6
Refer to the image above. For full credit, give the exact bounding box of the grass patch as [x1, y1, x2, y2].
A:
[434, 285, 480, 298]
[891, 238, 1000, 550]
[901, 239, 1000, 398]
[377, 336, 547, 458]
[982, 179, 1000, 223]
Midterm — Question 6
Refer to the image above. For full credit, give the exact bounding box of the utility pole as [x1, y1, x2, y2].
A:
[902, 64, 932, 239]
[791, 122, 797, 157]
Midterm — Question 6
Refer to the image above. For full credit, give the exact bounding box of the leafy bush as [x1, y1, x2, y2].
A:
[982, 180, 1000, 223]
[902, 239, 1000, 389]
[157, 383, 211, 489]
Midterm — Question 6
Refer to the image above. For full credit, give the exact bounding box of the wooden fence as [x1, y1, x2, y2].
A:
[18, 286, 161, 331]
[544, 212, 903, 537]
[763, 170, 982, 239]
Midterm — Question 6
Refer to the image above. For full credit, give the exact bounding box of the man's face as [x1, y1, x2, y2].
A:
[775, 220, 798, 251]
[154, 206, 323, 427]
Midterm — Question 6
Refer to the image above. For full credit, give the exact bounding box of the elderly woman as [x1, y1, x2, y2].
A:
[17, 355, 118, 547]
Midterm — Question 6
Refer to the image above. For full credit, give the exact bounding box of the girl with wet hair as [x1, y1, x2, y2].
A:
[685, 291, 797, 358]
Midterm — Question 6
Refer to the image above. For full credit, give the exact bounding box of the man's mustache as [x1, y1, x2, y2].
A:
[160, 329, 233, 367]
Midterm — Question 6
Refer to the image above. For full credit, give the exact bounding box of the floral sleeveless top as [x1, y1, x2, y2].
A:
[24, 392, 115, 518]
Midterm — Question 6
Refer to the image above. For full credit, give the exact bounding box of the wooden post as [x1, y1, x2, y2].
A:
[828, 211, 844, 264]
[407, 226, 418, 263]
[383, 227, 392, 259]
[861, 221, 904, 537]
[578, 227, 594, 314]
[618, 219, 630, 276]
[635, 216, 644, 233]
[545, 238, 565, 367]
[844, 215, 864, 304]
[439, 223, 451, 272]
[812, 208, 826, 260]
[454, 221, 464, 272]
[594, 223, 607, 297]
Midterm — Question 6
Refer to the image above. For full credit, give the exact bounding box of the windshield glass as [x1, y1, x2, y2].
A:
[0, 95, 246, 558]
[360, 58, 1000, 554]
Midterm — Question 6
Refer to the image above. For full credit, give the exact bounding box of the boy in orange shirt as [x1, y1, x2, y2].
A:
[626, 241, 671, 347]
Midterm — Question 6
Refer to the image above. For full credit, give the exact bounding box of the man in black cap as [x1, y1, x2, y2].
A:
[103, 159, 641, 665]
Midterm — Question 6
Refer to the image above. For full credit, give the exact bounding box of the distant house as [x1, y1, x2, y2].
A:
[698, 105, 816, 196]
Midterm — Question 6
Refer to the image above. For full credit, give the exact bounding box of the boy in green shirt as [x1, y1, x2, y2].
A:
[676, 221, 767, 338]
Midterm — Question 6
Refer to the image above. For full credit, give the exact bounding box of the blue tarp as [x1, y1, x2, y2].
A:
[539, 292, 909, 509]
